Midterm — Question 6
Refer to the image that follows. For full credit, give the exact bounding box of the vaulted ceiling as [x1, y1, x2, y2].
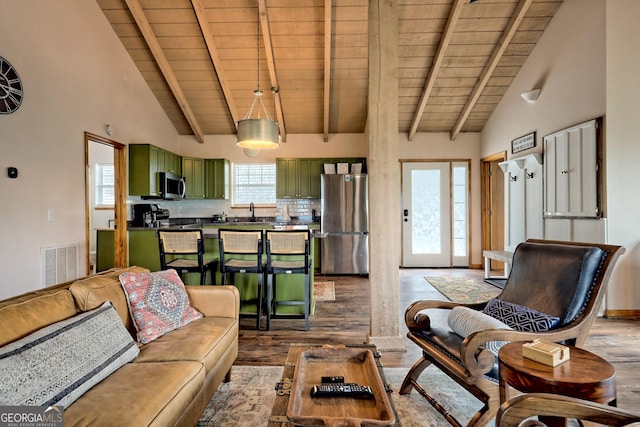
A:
[97, 0, 563, 143]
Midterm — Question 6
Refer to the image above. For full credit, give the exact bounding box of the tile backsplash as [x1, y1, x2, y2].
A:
[127, 197, 320, 221]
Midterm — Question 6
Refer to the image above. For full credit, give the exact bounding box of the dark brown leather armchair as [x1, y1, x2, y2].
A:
[497, 393, 640, 427]
[400, 239, 625, 427]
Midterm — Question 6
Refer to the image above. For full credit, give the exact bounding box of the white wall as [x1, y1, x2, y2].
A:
[605, 0, 640, 310]
[0, 0, 180, 299]
[482, 0, 605, 160]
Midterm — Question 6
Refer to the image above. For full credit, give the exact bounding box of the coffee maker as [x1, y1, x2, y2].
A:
[132, 204, 170, 228]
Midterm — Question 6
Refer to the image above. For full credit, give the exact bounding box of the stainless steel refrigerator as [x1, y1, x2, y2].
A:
[321, 174, 369, 274]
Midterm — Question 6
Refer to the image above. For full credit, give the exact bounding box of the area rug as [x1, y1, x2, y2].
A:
[313, 281, 335, 301]
[197, 365, 484, 426]
[425, 276, 501, 303]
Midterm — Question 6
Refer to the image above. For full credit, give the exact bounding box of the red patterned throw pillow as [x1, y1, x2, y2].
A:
[119, 269, 202, 344]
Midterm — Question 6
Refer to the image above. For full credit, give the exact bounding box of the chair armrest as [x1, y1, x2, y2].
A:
[460, 324, 593, 377]
[186, 285, 240, 320]
[497, 393, 640, 427]
[405, 299, 488, 331]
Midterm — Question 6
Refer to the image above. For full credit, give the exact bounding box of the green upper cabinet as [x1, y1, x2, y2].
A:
[298, 158, 324, 198]
[205, 159, 230, 199]
[276, 158, 324, 199]
[276, 159, 298, 199]
[182, 157, 206, 199]
[129, 144, 183, 196]
[163, 151, 181, 175]
[129, 144, 158, 196]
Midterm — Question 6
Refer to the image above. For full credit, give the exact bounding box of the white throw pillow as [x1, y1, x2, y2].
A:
[447, 306, 512, 354]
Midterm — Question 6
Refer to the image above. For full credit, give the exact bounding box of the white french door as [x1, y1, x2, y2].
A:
[401, 161, 469, 267]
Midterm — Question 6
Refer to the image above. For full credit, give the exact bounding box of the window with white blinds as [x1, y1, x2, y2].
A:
[95, 163, 115, 207]
[233, 163, 276, 205]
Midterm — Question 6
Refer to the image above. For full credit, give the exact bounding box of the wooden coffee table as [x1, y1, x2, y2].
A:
[268, 343, 400, 426]
[498, 341, 616, 427]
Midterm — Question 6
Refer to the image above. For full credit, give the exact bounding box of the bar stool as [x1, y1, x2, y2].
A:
[158, 229, 217, 286]
[265, 229, 311, 331]
[218, 229, 265, 330]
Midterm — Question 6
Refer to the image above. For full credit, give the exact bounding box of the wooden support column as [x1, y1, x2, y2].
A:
[366, 0, 405, 352]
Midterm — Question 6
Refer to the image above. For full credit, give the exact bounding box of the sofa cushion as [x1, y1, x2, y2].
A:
[0, 289, 77, 347]
[447, 306, 511, 353]
[482, 298, 560, 332]
[0, 302, 139, 408]
[70, 266, 149, 335]
[135, 316, 238, 373]
[63, 361, 205, 427]
[119, 269, 203, 344]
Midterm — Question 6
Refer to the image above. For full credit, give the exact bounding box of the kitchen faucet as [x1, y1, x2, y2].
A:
[249, 202, 255, 222]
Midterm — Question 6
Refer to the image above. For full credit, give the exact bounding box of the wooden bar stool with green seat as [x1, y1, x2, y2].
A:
[158, 229, 218, 286]
[218, 229, 266, 330]
[265, 229, 311, 331]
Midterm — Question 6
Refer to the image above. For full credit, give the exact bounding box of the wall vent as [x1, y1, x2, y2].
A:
[41, 244, 78, 287]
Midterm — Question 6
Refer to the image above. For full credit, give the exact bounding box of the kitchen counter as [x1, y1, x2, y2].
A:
[126, 218, 322, 237]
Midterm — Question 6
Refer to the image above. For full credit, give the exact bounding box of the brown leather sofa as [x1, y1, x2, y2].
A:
[0, 266, 240, 426]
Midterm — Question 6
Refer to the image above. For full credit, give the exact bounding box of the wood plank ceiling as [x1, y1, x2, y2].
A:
[97, 0, 563, 143]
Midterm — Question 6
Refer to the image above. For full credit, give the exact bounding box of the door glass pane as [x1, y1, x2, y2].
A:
[411, 169, 441, 254]
[452, 165, 467, 257]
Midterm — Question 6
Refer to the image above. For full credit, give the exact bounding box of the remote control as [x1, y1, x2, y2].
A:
[321, 376, 344, 384]
[310, 383, 374, 399]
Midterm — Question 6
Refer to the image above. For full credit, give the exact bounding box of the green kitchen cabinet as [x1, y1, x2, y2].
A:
[276, 159, 298, 198]
[96, 229, 115, 273]
[128, 230, 161, 272]
[182, 157, 205, 199]
[162, 150, 181, 175]
[276, 158, 324, 199]
[298, 158, 323, 198]
[129, 144, 182, 196]
[205, 159, 230, 199]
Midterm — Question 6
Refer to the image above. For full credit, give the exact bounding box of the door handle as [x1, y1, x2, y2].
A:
[403, 209, 408, 222]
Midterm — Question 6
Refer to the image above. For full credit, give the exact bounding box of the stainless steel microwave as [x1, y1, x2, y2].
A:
[159, 171, 186, 200]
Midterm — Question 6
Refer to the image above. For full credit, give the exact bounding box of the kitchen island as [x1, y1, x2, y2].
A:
[100, 220, 321, 318]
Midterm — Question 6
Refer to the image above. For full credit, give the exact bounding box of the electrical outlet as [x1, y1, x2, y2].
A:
[48, 209, 55, 222]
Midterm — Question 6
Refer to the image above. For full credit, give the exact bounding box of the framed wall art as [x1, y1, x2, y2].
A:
[511, 132, 536, 154]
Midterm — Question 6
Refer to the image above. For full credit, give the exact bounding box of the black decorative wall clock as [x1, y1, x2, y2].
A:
[0, 56, 23, 114]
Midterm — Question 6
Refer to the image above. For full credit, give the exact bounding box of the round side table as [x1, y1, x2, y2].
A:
[498, 341, 616, 427]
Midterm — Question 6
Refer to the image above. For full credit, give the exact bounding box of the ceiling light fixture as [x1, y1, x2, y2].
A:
[521, 89, 541, 103]
[236, 4, 279, 149]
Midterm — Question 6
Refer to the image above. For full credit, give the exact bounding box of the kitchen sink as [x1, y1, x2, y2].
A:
[272, 224, 309, 230]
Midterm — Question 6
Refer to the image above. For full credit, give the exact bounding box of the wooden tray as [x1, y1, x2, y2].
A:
[286, 347, 395, 426]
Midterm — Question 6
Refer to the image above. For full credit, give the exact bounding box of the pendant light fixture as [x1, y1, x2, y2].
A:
[236, 3, 280, 149]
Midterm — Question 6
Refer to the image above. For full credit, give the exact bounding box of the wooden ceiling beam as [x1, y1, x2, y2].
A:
[190, 0, 240, 129]
[408, 0, 466, 142]
[449, 0, 534, 141]
[323, 0, 332, 142]
[124, 0, 205, 143]
[258, 0, 287, 142]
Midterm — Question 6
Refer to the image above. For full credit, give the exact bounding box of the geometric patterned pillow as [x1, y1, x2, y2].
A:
[482, 298, 560, 332]
[0, 302, 139, 408]
[119, 269, 202, 344]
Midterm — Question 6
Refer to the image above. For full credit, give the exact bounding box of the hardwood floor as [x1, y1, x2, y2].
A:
[235, 268, 640, 410]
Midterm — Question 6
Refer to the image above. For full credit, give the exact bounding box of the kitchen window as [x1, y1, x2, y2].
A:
[233, 163, 276, 205]
[95, 163, 115, 207]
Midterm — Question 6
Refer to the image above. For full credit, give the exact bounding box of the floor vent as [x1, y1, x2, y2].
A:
[41, 244, 78, 287]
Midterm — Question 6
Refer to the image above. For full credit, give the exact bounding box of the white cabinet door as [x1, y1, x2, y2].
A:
[543, 119, 601, 218]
